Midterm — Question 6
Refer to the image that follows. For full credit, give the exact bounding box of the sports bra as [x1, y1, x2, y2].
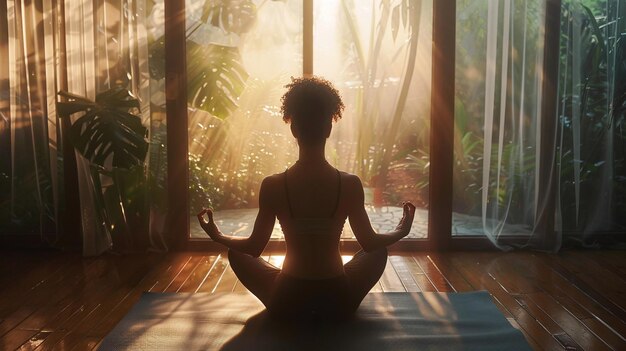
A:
[279, 168, 345, 236]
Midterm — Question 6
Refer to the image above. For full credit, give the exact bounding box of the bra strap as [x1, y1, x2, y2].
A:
[284, 169, 294, 218]
[331, 169, 341, 217]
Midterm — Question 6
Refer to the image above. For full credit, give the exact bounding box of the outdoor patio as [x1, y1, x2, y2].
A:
[190, 206, 532, 240]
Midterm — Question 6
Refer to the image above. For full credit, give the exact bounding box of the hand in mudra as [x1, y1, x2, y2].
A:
[395, 202, 416, 237]
[197, 208, 221, 240]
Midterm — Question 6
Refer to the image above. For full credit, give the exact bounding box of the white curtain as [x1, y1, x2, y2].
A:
[557, 0, 626, 243]
[455, 0, 549, 250]
[1, 0, 168, 255]
[480, 0, 554, 250]
[3, 0, 622, 253]
[455, 0, 625, 250]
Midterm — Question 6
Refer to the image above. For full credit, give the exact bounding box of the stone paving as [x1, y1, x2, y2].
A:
[190, 206, 532, 239]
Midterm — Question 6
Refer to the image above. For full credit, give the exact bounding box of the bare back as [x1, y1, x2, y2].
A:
[264, 163, 362, 279]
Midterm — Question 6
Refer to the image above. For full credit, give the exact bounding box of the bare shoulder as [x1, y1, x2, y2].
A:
[338, 171, 364, 214]
[260, 173, 283, 192]
[338, 171, 363, 192]
[258, 174, 283, 211]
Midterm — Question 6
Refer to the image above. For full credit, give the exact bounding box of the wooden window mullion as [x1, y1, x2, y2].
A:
[428, 0, 456, 250]
[165, 0, 189, 249]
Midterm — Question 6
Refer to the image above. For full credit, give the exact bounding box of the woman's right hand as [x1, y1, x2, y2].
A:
[395, 202, 416, 237]
[197, 208, 222, 241]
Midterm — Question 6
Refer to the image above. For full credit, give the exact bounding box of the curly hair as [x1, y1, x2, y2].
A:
[280, 76, 344, 143]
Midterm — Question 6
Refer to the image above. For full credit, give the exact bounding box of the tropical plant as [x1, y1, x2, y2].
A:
[375, 0, 423, 188]
[57, 88, 148, 169]
[188, 153, 226, 212]
[186, 43, 249, 119]
[1, 100, 59, 235]
[57, 86, 150, 248]
[558, 0, 626, 232]
[148, 0, 256, 120]
[397, 95, 537, 223]
[340, 0, 425, 188]
[0, 153, 57, 235]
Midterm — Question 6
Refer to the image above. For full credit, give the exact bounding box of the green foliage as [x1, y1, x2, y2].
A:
[0, 154, 57, 235]
[201, 0, 257, 34]
[57, 87, 153, 248]
[341, 0, 425, 186]
[450, 0, 545, 228]
[188, 153, 225, 212]
[1, 103, 60, 235]
[390, 0, 418, 41]
[147, 122, 168, 212]
[558, 0, 626, 232]
[186, 43, 249, 120]
[57, 87, 148, 170]
[92, 165, 147, 239]
[187, 111, 290, 212]
[148, 0, 255, 120]
[397, 123, 536, 222]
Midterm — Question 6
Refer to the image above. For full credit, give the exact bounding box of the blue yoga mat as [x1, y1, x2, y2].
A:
[99, 291, 532, 351]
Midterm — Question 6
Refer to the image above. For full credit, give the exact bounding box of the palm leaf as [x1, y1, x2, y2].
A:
[147, 0, 255, 120]
[57, 87, 148, 170]
[148, 37, 166, 80]
[187, 43, 248, 120]
[201, 0, 257, 35]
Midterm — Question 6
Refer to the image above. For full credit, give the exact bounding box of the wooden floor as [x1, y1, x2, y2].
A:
[0, 250, 624, 350]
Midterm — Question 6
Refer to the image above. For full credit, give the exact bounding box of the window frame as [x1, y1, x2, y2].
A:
[164, 0, 562, 251]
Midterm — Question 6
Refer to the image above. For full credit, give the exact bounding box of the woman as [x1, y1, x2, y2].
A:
[197, 76, 416, 321]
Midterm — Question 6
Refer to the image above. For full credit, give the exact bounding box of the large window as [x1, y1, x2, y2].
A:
[185, 0, 303, 240]
[313, 1, 432, 240]
[2, 0, 623, 251]
[186, 0, 433, 242]
[453, 0, 546, 243]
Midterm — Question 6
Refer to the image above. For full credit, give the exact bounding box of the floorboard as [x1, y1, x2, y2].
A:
[379, 258, 405, 292]
[0, 250, 623, 351]
[178, 256, 218, 293]
[389, 256, 422, 292]
[412, 255, 454, 292]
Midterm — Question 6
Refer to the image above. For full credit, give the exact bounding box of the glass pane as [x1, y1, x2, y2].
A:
[314, 0, 433, 239]
[146, 0, 169, 247]
[557, 0, 626, 238]
[453, 0, 546, 241]
[187, 0, 303, 239]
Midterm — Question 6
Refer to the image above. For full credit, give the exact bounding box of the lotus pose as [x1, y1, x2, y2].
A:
[197, 76, 416, 321]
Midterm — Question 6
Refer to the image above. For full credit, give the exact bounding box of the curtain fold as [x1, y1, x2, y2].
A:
[2, 0, 623, 253]
[455, 0, 625, 250]
[455, 0, 550, 250]
[1, 0, 168, 255]
[557, 0, 626, 243]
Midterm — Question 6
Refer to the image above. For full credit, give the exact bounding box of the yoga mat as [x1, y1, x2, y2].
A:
[99, 292, 531, 351]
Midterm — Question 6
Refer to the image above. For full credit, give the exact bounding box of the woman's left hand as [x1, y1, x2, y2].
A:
[197, 208, 221, 241]
[395, 202, 416, 237]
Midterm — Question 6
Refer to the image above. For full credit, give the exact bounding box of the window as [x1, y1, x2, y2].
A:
[453, 0, 546, 243]
[185, 0, 434, 244]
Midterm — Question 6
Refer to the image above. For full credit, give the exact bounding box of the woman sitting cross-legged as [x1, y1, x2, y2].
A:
[197, 76, 416, 321]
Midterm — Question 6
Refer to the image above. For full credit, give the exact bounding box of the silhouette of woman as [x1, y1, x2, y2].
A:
[197, 76, 416, 321]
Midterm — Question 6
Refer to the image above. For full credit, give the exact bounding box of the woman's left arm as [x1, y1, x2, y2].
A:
[197, 178, 276, 257]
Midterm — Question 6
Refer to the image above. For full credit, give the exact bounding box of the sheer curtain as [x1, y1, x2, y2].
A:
[455, 0, 625, 250]
[479, 0, 547, 250]
[3, 0, 622, 254]
[0, 0, 168, 255]
[455, 0, 549, 250]
[557, 0, 626, 244]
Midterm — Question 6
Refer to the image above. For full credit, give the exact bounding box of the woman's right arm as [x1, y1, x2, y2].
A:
[347, 175, 416, 252]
